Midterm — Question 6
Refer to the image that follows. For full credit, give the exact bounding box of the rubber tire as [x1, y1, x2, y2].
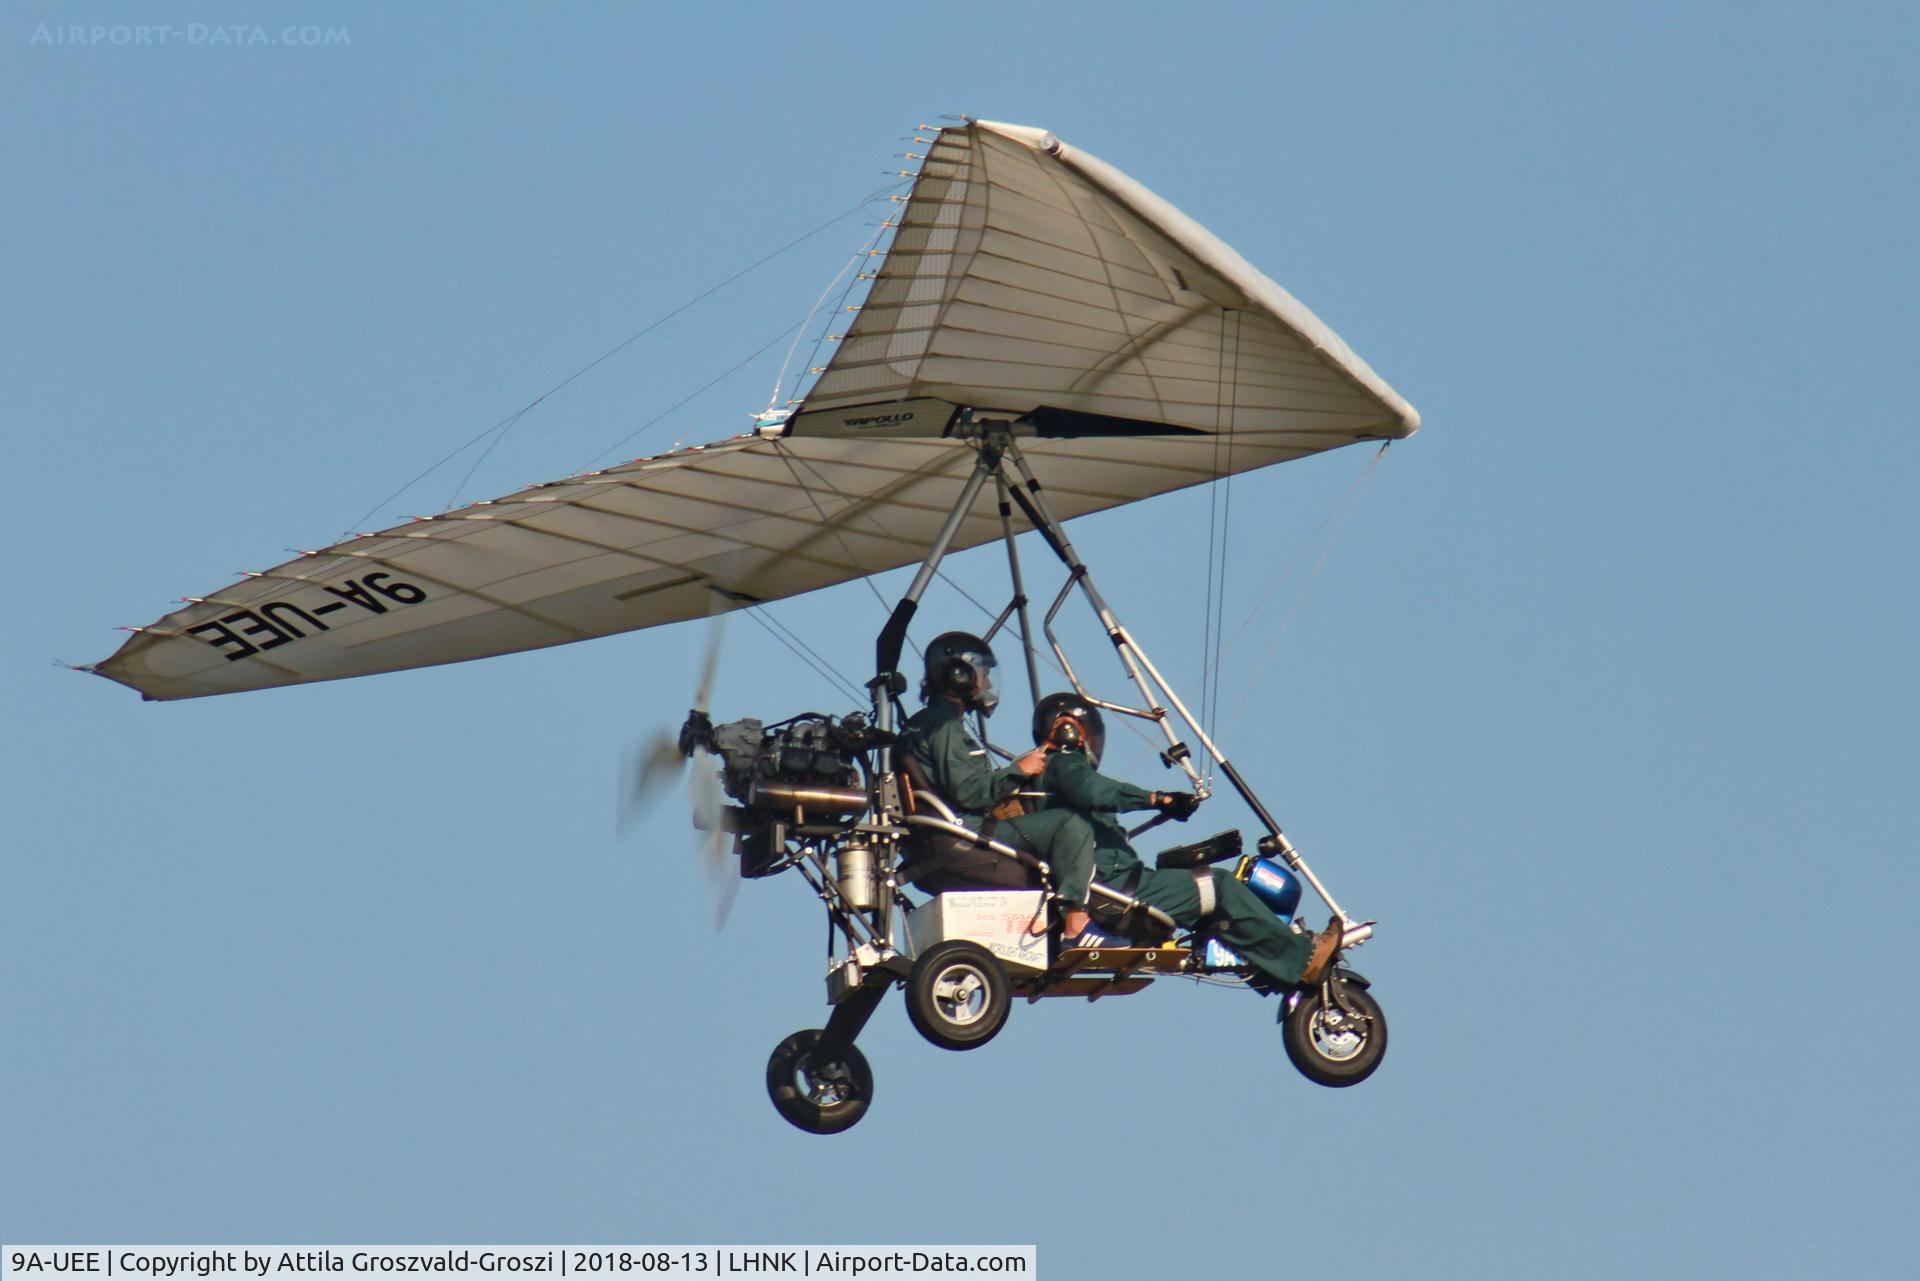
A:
[1283, 978, 1388, 1088]
[905, 940, 1012, 1051]
[765, 1029, 873, 1134]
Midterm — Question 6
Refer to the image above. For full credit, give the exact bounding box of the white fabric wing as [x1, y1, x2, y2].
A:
[94, 120, 1418, 701]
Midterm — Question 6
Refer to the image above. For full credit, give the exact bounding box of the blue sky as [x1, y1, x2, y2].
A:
[5, 2, 1916, 1276]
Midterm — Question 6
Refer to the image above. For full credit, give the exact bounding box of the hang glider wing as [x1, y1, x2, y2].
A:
[93, 119, 1419, 701]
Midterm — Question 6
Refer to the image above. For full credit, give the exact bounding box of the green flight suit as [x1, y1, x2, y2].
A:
[1040, 748, 1314, 988]
[899, 700, 1097, 905]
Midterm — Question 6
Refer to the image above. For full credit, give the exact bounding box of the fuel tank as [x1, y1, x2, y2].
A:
[1242, 856, 1303, 923]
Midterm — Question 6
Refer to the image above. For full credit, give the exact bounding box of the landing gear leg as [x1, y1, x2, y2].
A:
[816, 981, 887, 1062]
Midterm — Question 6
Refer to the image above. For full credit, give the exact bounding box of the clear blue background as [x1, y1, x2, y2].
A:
[6, 2, 1915, 1276]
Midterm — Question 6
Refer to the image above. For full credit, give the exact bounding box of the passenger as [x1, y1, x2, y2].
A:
[898, 633, 1100, 937]
[1030, 691, 1343, 990]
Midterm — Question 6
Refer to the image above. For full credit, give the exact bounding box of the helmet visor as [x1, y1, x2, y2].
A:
[969, 651, 999, 714]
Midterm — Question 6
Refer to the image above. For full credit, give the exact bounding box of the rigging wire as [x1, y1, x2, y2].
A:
[770, 427, 1171, 759]
[585, 318, 806, 466]
[737, 603, 867, 705]
[1211, 311, 1242, 747]
[1216, 443, 1389, 743]
[1196, 307, 1242, 776]
[761, 440, 1172, 761]
[649, 149, 930, 707]
[599, 188, 903, 464]
[340, 180, 910, 537]
[749, 207, 909, 609]
[764, 257, 857, 416]
[790, 216, 896, 407]
[769, 444, 899, 619]
[1110, 443, 1389, 781]
[1198, 314, 1224, 739]
[764, 230, 869, 415]
[626, 130, 928, 716]
[933, 564, 1167, 760]
[444, 404, 534, 512]
[1219, 443, 1389, 661]
[660, 176, 924, 714]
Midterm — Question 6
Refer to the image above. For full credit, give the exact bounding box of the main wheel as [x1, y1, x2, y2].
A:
[765, 1029, 873, 1134]
[905, 940, 1011, 1051]
[1283, 978, 1388, 1087]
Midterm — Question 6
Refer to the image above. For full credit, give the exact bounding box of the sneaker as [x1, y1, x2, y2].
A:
[1297, 917, 1344, 986]
[1061, 921, 1130, 950]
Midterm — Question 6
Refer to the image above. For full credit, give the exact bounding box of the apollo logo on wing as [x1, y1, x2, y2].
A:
[841, 411, 916, 430]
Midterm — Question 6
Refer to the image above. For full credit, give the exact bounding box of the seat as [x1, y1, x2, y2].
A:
[892, 744, 1177, 940]
[894, 744, 1044, 893]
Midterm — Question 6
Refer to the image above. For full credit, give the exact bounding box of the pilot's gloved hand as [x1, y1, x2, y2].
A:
[1154, 791, 1200, 821]
[1012, 748, 1049, 776]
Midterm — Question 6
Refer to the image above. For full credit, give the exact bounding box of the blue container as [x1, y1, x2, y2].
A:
[1243, 857, 1302, 923]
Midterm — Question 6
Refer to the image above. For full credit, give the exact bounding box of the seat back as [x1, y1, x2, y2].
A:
[892, 742, 1040, 892]
[892, 740, 934, 816]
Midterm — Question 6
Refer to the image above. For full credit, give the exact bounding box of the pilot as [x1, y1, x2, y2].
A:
[1029, 691, 1344, 990]
[898, 633, 1100, 937]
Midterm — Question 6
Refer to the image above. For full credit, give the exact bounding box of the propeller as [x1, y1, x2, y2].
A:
[617, 614, 741, 928]
[691, 758, 739, 930]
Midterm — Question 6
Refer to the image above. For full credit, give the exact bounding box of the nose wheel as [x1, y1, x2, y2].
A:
[1282, 976, 1388, 1087]
[766, 1029, 874, 1134]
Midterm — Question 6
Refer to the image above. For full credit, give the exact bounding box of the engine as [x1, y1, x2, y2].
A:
[681, 711, 885, 877]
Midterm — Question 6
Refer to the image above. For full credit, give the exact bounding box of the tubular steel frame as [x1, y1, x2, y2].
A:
[865, 422, 1364, 934]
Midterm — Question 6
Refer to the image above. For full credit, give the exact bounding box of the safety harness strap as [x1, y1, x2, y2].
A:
[1192, 868, 1217, 916]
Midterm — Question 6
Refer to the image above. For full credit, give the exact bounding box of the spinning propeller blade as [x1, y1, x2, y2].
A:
[687, 741, 741, 931]
[691, 612, 723, 717]
[614, 615, 727, 832]
[616, 732, 685, 835]
[615, 614, 740, 929]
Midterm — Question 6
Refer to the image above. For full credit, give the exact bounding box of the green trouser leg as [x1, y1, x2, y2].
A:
[997, 808, 1097, 906]
[1094, 845, 1311, 989]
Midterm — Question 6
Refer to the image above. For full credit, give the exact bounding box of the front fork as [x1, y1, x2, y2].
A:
[1284, 968, 1374, 1023]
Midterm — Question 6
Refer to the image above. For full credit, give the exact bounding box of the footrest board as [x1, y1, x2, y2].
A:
[1025, 976, 1154, 1000]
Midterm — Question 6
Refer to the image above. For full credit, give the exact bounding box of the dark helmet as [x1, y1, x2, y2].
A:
[922, 631, 1000, 715]
[1033, 691, 1106, 766]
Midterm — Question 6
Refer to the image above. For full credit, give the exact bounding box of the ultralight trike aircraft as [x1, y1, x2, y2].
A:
[91, 119, 1420, 1134]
